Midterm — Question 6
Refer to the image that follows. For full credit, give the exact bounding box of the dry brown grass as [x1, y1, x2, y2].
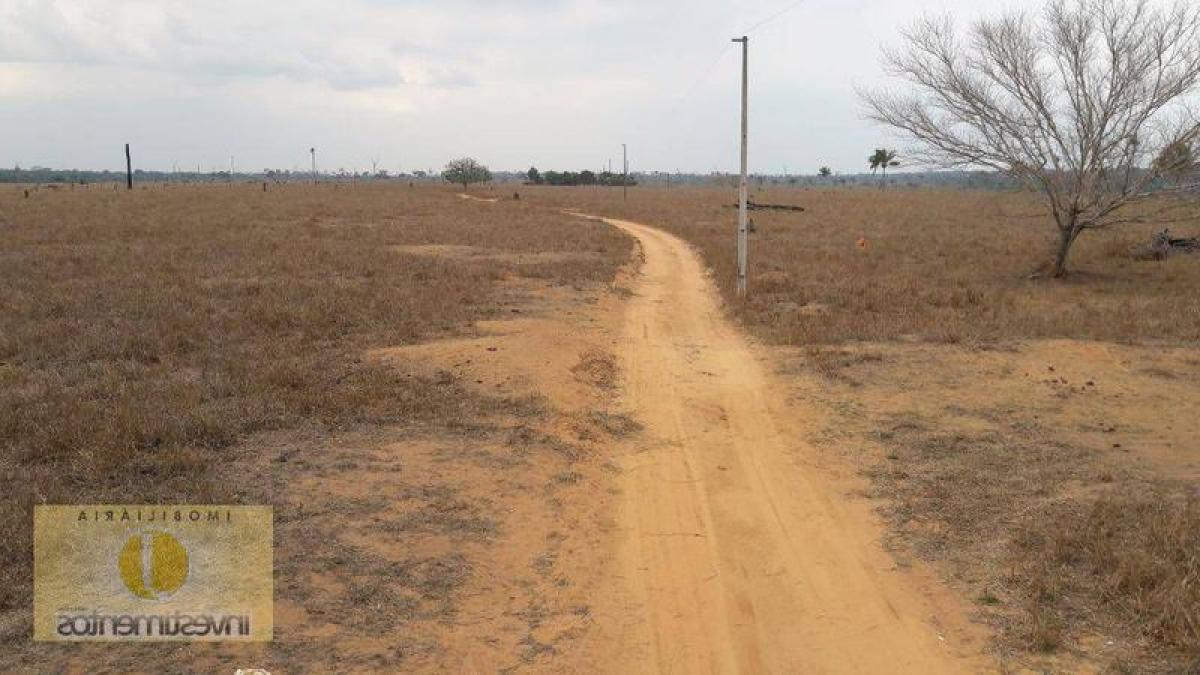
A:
[865, 407, 1200, 666]
[5, 180, 1196, 669]
[530, 185, 1200, 344]
[788, 339, 1200, 670]
[0, 183, 631, 652]
[1016, 494, 1200, 655]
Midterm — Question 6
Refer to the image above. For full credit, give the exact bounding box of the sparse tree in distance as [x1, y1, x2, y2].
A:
[861, 0, 1200, 277]
[527, 167, 542, 185]
[868, 149, 900, 188]
[819, 166, 833, 177]
[443, 157, 492, 190]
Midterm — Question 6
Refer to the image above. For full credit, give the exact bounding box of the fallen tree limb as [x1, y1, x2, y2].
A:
[725, 201, 806, 212]
[1129, 228, 1199, 261]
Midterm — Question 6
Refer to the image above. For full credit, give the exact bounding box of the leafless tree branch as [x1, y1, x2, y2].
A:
[860, 0, 1200, 275]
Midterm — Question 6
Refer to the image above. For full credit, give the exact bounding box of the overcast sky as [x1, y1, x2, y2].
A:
[0, 0, 1052, 174]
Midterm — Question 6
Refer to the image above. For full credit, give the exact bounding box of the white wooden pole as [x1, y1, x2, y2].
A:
[733, 36, 749, 297]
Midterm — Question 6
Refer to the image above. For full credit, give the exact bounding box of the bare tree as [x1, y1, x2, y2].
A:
[861, 0, 1200, 276]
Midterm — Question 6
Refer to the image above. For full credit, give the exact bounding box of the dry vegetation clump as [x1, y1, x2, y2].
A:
[0, 183, 631, 645]
[529, 186, 1200, 344]
[570, 348, 620, 390]
[1015, 493, 1200, 657]
[865, 416, 1200, 662]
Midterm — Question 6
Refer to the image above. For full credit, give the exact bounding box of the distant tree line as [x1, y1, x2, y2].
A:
[0, 166, 442, 184]
[525, 167, 636, 187]
[2, 163, 1027, 192]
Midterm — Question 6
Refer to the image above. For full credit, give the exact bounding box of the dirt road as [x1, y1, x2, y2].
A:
[587, 216, 986, 673]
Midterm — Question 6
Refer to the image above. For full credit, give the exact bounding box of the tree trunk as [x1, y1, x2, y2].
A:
[1052, 225, 1080, 277]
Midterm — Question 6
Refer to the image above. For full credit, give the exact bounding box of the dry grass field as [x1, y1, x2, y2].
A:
[3, 180, 1198, 672]
[533, 185, 1200, 344]
[528, 184, 1200, 671]
[0, 183, 633, 671]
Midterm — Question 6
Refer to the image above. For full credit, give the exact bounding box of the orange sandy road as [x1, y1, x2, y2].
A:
[577, 214, 989, 674]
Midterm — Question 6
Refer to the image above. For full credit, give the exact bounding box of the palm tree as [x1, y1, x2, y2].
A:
[868, 149, 899, 188]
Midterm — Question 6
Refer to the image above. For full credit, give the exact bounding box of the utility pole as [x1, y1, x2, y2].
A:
[622, 143, 628, 202]
[125, 144, 133, 190]
[310, 147, 317, 184]
[732, 35, 749, 297]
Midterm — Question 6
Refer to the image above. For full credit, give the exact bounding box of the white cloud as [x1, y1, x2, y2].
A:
[0, 0, 1095, 173]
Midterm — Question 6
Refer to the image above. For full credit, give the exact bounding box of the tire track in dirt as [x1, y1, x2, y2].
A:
[577, 214, 989, 673]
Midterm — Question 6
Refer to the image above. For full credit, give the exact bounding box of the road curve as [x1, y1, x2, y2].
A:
[586, 215, 987, 674]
